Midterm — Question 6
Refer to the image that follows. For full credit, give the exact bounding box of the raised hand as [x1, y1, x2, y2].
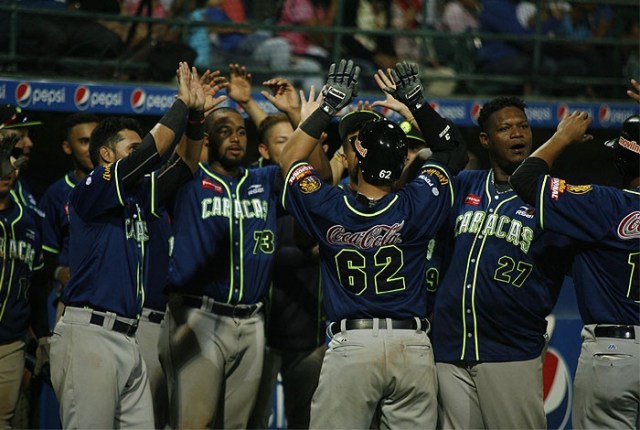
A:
[227, 63, 252, 105]
[627, 79, 640, 103]
[200, 69, 228, 114]
[555, 111, 593, 145]
[385, 61, 424, 112]
[371, 68, 413, 119]
[0, 134, 21, 179]
[320, 59, 360, 116]
[300, 85, 322, 122]
[176, 62, 205, 111]
[261, 77, 301, 115]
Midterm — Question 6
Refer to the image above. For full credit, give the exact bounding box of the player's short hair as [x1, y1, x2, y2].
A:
[64, 113, 100, 140]
[258, 114, 289, 144]
[477, 96, 527, 132]
[89, 116, 143, 166]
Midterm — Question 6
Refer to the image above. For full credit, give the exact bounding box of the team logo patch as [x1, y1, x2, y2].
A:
[299, 175, 321, 194]
[288, 164, 314, 186]
[549, 177, 566, 201]
[619, 136, 640, 155]
[566, 184, 592, 194]
[464, 194, 481, 206]
[422, 167, 449, 185]
[202, 178, 223, 193]
[102, 164, 112, 181]
[248, 184, 264, 196]
[617, 211, 640, 239]
[25, 229, 36, 241]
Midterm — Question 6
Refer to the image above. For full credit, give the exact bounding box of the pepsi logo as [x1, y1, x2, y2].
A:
[429, 101, 439, 112]
[598, 104, 610, 124]
[131, 88, 146, 113]
[470, 102, 482, 120]
[15, 82, 32, 108]
[557, 104, 568, 120]
[74, 86, 91, 111]
[543, 347, 572, 429]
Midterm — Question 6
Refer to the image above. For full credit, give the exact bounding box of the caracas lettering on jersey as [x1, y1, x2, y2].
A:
[0, 238, 36, 269]
[454, 210, 534, 253]
[326, 221, 404, 250]
[125, 218, 149, 242]
[201, 197, 268, 220]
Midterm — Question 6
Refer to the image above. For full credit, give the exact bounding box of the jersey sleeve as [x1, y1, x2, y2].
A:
[282, 162, 338, 240]
[38, 188, 63, 255]
[70, 162, 126, 221]
[536, 175, 635, 243]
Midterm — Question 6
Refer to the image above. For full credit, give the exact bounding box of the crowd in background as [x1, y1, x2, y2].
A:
[0, 0, 638, 98]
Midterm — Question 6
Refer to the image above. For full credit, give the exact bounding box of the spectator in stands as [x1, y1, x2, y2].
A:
[277, 0, 336, 64]
[441, 0, 480, 33]
[476, 0, 586, 94]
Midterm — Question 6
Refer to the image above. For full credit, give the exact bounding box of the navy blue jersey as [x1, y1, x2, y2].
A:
[167, 163, 282, 304]
[0, 200, 44, 342]
[63, 161, 161, 318]
[432, 170, 570, 363]
[536, 177, 640, 325]
[39, 172, 79, 266]
[283, 161, 454, 322]
[11, 177, 38, 208]
[144, 210, 171, 312]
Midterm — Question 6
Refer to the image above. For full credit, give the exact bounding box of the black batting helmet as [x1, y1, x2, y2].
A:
[604, 115, 640, 182]
[352, 117, 407, 185]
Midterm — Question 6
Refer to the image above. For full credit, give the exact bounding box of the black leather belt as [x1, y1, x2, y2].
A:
[181, 296, 259, 318]
[89, 313, 138, 336]
[331, 318, 429, 335]
[594, 325, 636, 340]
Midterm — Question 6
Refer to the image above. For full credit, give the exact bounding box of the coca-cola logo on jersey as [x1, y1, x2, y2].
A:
[617, 211, 640, 239]
[327, 221, 404, 249]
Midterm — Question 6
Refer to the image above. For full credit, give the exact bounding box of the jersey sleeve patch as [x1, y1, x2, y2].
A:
[421, 167, 449, 186]
[566, 184, 593, 195]
[299, 175, 322, 194]
[102, 163, 113, 181]
[549, 177, 566, 200]
[288, 164, 315, 186]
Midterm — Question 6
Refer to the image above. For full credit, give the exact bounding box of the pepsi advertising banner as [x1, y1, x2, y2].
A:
[1, 77, 638, 129]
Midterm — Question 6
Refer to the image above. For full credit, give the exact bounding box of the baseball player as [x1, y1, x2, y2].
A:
[510, 111, 640, 429]
[0, 104, 41, 208]
[39, 113, 99, 321]
[279, 59, 467, 429]
[48, 62, 208, 429]
[0, 118, 47, 428]
[431, 96, 573, 429]
[158, 97, 331, 427]
[247, 113, 326, 430]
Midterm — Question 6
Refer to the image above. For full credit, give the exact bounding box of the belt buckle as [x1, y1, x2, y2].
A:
[126, 322, 138, 336]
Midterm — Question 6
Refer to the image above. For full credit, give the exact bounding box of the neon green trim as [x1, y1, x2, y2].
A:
[235, 172, 249, 303]
[343, 195, 399, 217]
[42, 245, 60, 254]
[150, 172, 158, 218]
[539, 176, 548, 230]
[64, 173, 75, 189]
[114, 160, 125, 207]
[0, 203, 24, 323]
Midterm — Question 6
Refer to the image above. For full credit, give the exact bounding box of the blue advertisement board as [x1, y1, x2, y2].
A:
[1, 77, 638, 129]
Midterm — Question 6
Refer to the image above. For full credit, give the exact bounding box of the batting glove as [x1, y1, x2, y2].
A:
[320, 59, 360, 116]
[388, 61, 424, 112]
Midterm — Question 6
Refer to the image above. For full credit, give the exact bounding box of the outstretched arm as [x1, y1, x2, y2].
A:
[510, 111, 592, 204]
[280, 59, 360, 178]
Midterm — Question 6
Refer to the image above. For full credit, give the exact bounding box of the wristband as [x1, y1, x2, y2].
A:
[186, 109, 205, 140]
[159, 99, 188, 133]
[299, 108, 332, 140]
